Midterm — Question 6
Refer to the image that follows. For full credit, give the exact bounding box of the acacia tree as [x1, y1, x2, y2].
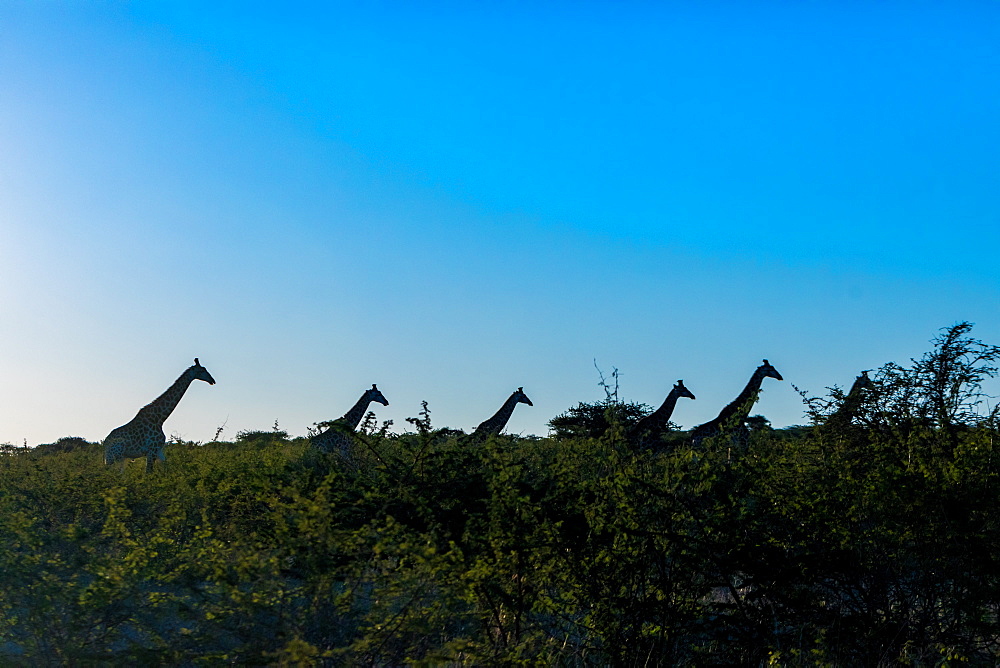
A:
[547, 362, 657, 439]
[547, 400, 651, 440]
[868, 322, 1000, 434]
[801, 323, 1000, 435]
[911, 321, 1000, 428]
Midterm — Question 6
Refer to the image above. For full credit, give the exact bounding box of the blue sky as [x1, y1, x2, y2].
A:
[1, 1, 998, 444]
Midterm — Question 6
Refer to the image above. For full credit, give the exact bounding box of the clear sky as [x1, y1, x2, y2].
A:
[2, 1, 998, 445]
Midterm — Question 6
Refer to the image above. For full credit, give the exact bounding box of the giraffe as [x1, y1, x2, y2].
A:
[103, 358, 216, 472]
[311, 384, 389, 459]
[628, 379, 696, 448]
[825, 370, 875, 428]
[468, 387, 533, 441]
[690, 359, 783, 447]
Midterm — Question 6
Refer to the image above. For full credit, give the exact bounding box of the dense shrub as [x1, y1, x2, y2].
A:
[1, 324, 998, 663]
[234, 428, 291, 444]
[548, 400, 651, 439]
[32, 436, 96, 455]
[2, 424, 998, 664]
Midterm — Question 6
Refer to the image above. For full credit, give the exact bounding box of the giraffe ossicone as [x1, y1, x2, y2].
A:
[103, 358, 216, 472]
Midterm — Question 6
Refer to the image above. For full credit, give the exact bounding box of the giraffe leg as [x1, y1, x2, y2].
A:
[146, 452, 154, 473]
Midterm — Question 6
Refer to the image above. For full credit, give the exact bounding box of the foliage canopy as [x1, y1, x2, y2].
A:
[2, 323, 1000, 664]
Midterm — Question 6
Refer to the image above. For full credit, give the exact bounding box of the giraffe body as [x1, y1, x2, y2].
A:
[103, 359, 216, 472]
[691, 359, 782, 447]
[468, 387, 533, 441]
[311, 384, 389, 460]
[629, 380, 696, 449]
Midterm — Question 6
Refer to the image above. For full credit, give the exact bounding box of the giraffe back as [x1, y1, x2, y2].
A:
[103, 418, 166, 467]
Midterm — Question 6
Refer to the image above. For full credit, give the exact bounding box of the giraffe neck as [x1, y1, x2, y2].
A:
[630, 387, 684, 438]
[474, 395, 520, 436]
[712, 368, 767, 427]
[137, 371, 196, 427]
[340, 393, 374, 430]
[650, 387, 684, 423]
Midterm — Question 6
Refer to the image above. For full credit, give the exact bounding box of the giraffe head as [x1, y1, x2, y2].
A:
[190, 358, 217, 385]
[367, 384, 389, 407]
[855, 370, 874, 389]
[513, 387, 533, 406]
[674, 380, 696, 400]
[759, 359, 783, 381]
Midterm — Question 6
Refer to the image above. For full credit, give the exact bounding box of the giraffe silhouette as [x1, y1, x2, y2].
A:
[311, 384, 389, 459]
[628, 380, 696, 448]
[103, 358, 216, 472]
[826, 370, 875, 428]
[468, 387, 533, 441]
[691, 359, 783, 447]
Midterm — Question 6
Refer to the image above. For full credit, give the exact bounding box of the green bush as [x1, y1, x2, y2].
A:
[2, 325, 999, 663]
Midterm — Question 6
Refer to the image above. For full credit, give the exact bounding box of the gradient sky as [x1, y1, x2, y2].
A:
[2, 1, 998, 445]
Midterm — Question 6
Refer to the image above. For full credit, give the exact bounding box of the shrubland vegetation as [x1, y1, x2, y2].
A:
[2, 323, 1000, 664]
